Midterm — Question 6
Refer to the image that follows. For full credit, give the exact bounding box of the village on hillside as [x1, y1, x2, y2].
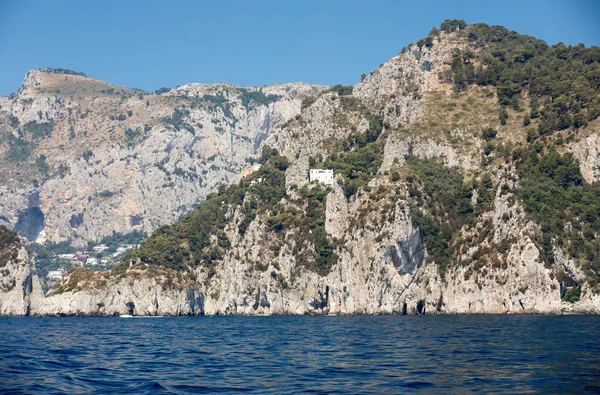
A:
[28, 231, 145, 287]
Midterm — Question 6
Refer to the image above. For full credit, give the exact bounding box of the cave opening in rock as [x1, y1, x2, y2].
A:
[416, 300, 425, 315]
[14, 207, 44, 241]
[126, 302, 135, 316]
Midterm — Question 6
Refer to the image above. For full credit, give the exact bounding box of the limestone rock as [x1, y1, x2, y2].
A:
[0, 247, 34, 315]
[0, 70, 325, 246]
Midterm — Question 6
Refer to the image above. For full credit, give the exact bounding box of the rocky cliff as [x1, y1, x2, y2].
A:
[2, 20, 600, 316]
[0, 226, 43, 315]
[0, 70, 323, 246]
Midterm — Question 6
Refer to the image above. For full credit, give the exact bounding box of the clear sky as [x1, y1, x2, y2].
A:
[0, 0, 599, 95]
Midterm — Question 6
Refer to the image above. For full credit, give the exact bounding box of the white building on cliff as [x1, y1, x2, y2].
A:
[309, 169, 334, 186]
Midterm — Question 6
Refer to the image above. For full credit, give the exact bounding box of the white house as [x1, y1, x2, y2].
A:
[309, 169, 334, 186]
[47, 269, 67, 281]
[92, 244, 109, 253]
[86, 257, 99, 266]
[57, 253, 75, 260]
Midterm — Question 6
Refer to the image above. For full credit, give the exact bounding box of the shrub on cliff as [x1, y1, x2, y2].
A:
[516, 146, 600, 286]
[118, 147, 290, 272]
[448, 23, 600, 133]
[406, 158, 474, 274]
[321, 113, 387, 198]
[0, 226, 20, 267]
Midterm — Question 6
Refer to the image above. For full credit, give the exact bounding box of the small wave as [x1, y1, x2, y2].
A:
[1, 315, 599, 394]
[401, 381, 435, 389]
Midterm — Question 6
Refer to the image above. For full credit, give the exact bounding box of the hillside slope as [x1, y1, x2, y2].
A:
[5, 20, 600, 315]
[0, 69, 323, 247]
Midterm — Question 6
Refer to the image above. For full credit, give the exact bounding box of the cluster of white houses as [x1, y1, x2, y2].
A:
[49, 243, 139, 281]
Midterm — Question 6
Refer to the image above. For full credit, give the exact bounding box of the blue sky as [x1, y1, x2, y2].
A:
[0, 0, 599, 95]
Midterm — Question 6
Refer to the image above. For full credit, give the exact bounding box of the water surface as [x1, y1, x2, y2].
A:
[1, 315, 599, 393]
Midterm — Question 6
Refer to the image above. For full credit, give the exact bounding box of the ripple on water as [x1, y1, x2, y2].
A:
[1, 315, 600, 394]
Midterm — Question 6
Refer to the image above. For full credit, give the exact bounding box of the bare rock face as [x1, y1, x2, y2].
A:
[38, 277, 204, 316]
[0, 71, 324, 246]
[569, 124, 600, 183]
[0, 247, 37, 315]
[354, 32, 461, 127]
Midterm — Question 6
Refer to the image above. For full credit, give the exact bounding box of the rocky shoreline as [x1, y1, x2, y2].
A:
[2, 244, 599, 317]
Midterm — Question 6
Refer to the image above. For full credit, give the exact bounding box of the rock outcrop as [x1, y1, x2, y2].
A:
[39, 277, 204, 316]
[0, 244, 45, 315]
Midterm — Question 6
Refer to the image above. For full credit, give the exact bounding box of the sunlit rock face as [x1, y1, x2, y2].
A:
[0, 70, 325, 246]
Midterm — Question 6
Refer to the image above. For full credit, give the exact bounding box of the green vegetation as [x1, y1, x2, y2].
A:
[416, 36, 434, 49]
[161, 108, 195, 134]
[294, 186, 336, 274]
[199, 94, 234, 119]
[238, 88, 281, 107]
[27, 230, 148, 278]
[24, 121, 54, 139]
[413, 19, 466, 50]
[124, 127, 149, 146]
[406, 158, 478, 274]
[0, 226, 20, 267]
[26, 241, 75, 277]
[98, 190, 114, 198]
[515, 146, 600, 288]
[326, 85, 353, 96]
[6, 135, 33, 162]
[564, 286, 581, 303]
[418, 20, 600, 290]
[41, 68, 87, 77]
[301, 96, 316, 109]
[116, 148, 290, 274]
[440, 19, 467, 33]
[481, 127, 497, 140]
[82, 150, 94, 161]
[95, 230, 147, 253]
[116, 147, 339, 277]
[154, 87, 171, 95]
[265, 184, 337, 275]
[448, 22, 600, 133]
[202, 94, 227, 106]
[35, 154, 49, 174]
[9, 115, 19, 128]
[321, 114, 388, 198]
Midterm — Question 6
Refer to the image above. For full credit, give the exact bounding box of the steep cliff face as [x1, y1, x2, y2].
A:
[0, 247, 31, 315]
[0, 226, 43, 315]
[0, 70, 324, 246]
[570, 125, 600, 183]
[3, 21, 600, 316]
[38, 267, 204, 316]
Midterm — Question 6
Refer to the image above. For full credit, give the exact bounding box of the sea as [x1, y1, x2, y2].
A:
[0, 315, 599, 394]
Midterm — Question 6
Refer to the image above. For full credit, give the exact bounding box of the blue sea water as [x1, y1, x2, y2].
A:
[0, 315, 599, 394]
